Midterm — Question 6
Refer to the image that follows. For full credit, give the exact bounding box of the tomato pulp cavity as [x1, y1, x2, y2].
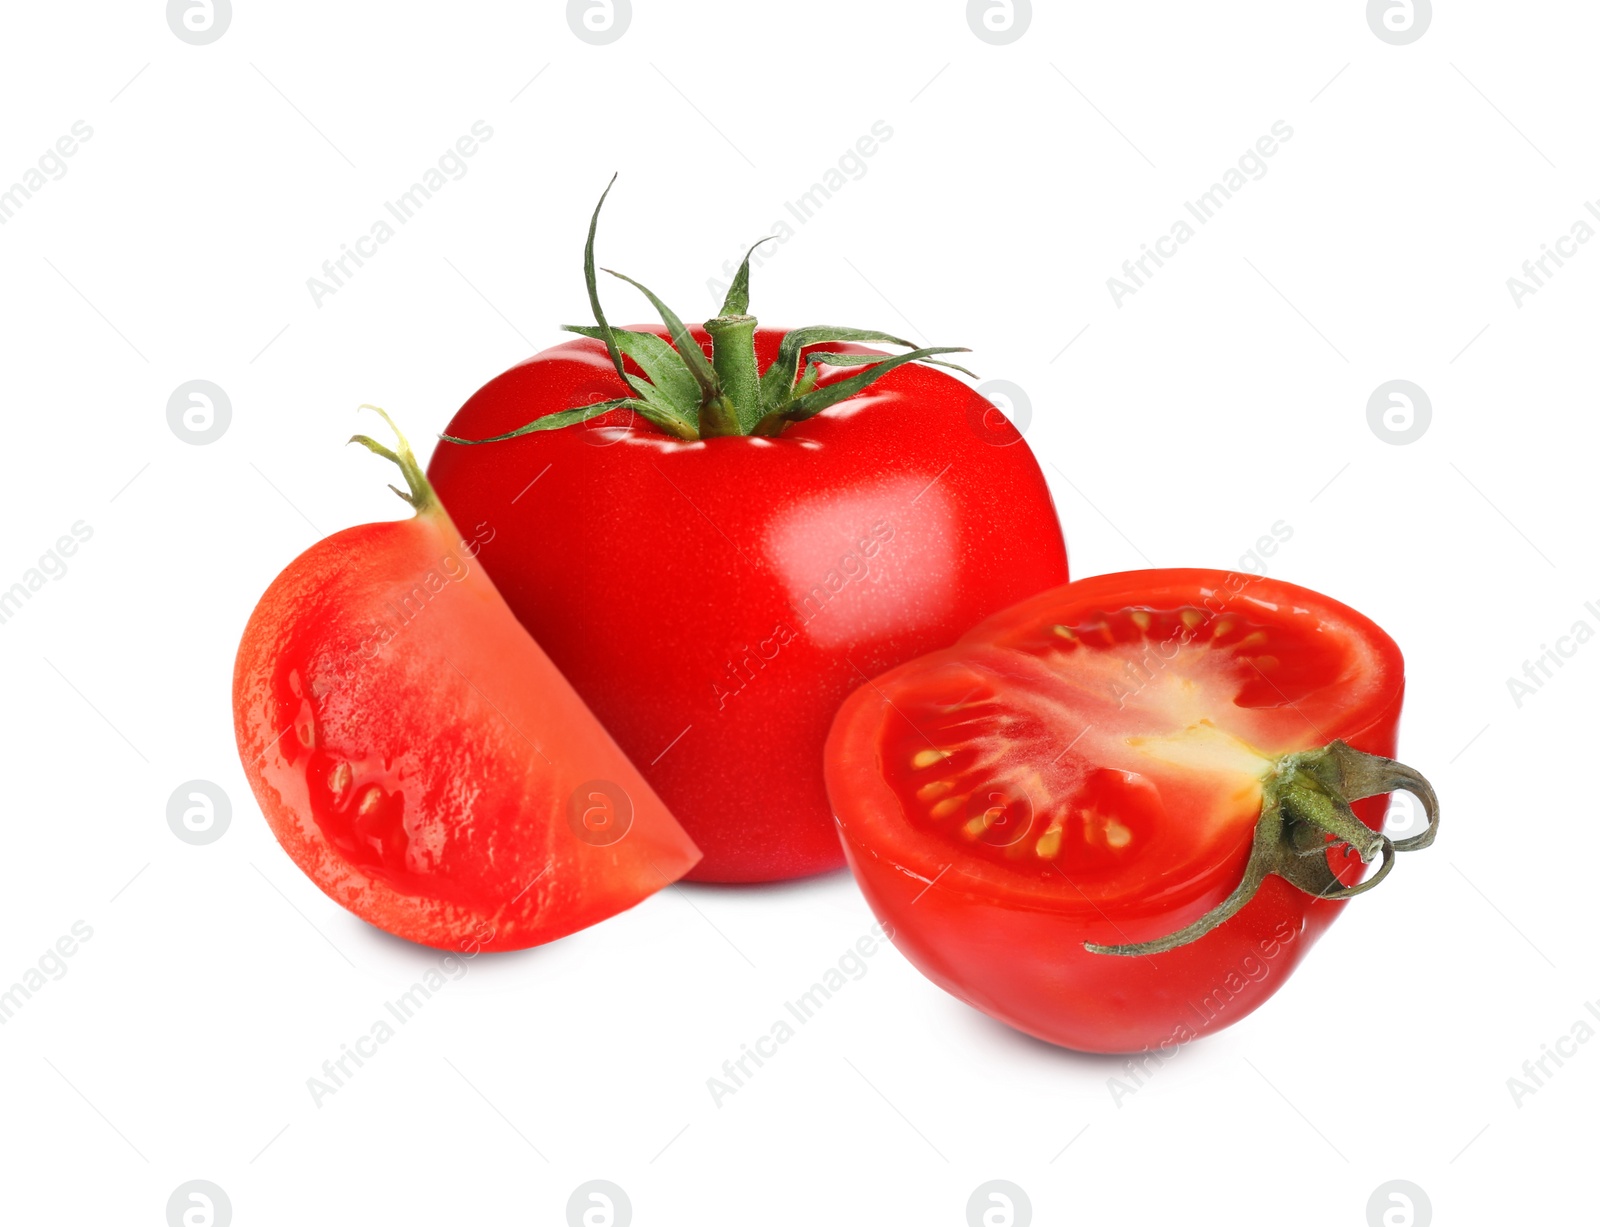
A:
[825, 570, 1439, 1053]
[428, 183, 1068, 881]
[233, 412, 700, 951]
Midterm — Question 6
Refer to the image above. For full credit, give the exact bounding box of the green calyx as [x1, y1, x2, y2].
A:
[1086, 741, 1440, 957]
[351, 404, 437, 514]
[441, 175, 975, 445]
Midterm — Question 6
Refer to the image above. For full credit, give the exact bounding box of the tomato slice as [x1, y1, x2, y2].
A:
[233, 417, 700, 951]
[825, 569, 1412, 1052]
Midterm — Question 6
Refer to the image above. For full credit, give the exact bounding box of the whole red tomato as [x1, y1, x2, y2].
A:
[825, 570, 1439, 1052]
[427, 184, 1068, 881]
[233, 412, 700, 950]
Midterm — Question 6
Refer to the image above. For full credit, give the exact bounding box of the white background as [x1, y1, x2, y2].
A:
[0, 2, 1592, 1224]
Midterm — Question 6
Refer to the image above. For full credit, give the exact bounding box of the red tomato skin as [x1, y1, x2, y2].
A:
[428, 327, 1069, 882]
[233, 504, 700, 952]
[824, 570, 1406, 1053]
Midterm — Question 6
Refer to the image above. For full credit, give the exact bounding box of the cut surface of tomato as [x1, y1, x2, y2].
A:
[826, 569, 1425, 1052]
[233, 416, 700, 952]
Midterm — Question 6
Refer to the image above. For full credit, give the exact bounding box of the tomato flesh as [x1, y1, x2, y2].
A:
[234, 503, 701, 951]
[826, 570, 1405, 1052]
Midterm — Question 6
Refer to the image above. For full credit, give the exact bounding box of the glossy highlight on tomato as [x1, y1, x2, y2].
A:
[427, 181, 1068, 882]
[233, 415, 700, 952]
[429, 327, 1068, 882]
[826, 569, 1429, 1053]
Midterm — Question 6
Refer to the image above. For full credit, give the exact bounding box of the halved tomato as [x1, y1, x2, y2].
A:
[824, 569, 1438, 1053]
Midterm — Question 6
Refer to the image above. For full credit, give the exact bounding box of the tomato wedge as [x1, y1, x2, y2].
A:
[233, 411, 700, 952]
[825, 569, 1439, 1053]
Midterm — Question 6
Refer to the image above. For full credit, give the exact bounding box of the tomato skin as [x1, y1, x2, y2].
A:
[825, 570, 1406, 1053]
[232, 503, 700, 952]
[428, 327, 1068, 882]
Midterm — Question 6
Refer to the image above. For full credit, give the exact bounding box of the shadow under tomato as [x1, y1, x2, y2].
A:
[671, 864, 853, 897]
[945, 997, 1157, 1067]
[344, 915, 567, 968]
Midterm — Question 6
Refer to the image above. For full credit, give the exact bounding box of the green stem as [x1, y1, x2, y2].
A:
[751, 363, 822, 436]
[469, 179, 975, 443]
[350, 404, 436, 514]
[703, 314, 760, 436]
[1085, 740, 1440, 957]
